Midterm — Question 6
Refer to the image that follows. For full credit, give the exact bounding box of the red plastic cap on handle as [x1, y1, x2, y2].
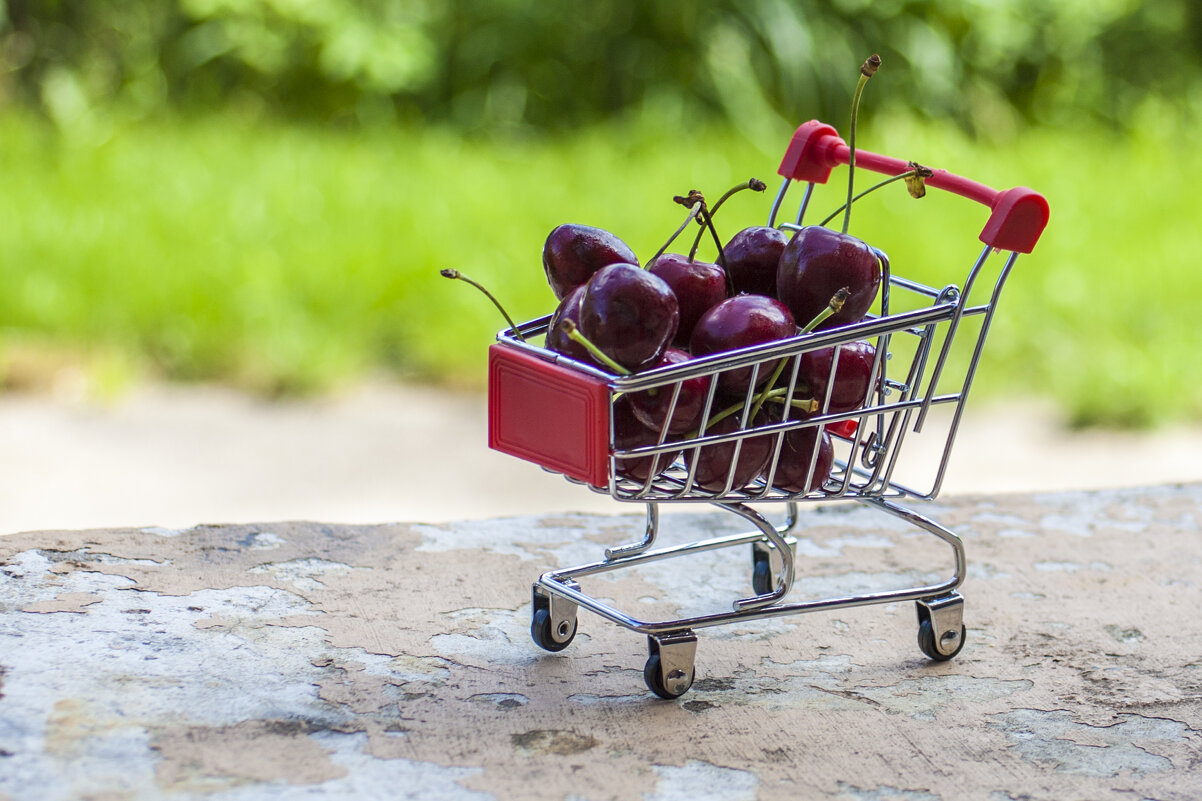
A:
[979, 186, 1049, 254]
[777, 121, 843, 184]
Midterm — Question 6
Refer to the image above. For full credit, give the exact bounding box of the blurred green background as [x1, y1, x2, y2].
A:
[1, 1, 1200, 427]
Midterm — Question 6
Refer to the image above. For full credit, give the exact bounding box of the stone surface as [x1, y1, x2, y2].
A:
[2, 485, 1201, 799]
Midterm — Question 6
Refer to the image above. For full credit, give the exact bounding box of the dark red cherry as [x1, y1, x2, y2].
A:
[777, 226, 881, 329]
[544, 284, 593, 364]
[721, 226, 789, 297]
[579, 263, 679, 371]
[612, 396, 679, 483]
[768, 422, 834, 494]
[647, 253, 728, 348]
[628, 348, 712, 435]
[684, 409, 773, 493]
[543, 224, 639, 300]
[689, 294, 796, 395]
[801, 341, 877, 414]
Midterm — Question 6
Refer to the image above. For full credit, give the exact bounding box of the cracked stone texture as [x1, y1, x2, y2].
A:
[2, 484, 1201, 800]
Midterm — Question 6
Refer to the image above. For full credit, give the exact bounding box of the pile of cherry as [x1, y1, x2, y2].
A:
[451, 53, 901, 497]
[540, 207, 883, 495]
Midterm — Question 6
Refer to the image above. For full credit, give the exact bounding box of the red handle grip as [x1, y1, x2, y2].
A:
[777, 120, 1049, 254]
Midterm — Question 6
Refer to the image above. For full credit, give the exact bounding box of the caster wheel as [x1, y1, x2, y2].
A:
[751, 551, 773, 596]
[918, 618, 966, 661]
[643, 652, 694, 700]
[531, 607, 576, 652]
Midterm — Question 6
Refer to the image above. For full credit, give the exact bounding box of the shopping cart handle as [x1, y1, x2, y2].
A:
[777, 120, 1049, 254]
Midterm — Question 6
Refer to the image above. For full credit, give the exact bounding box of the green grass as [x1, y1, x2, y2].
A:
[1, 110, 1199, 427]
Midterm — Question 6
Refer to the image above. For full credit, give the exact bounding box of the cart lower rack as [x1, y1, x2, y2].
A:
[489, 120, 1049, 698]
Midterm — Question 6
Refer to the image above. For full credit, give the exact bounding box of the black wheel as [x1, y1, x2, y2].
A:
[917, 618, 966, 661]
[531, 607, 576, 652]
[751, 551, 773, 596]
[643, 652, 694, 699]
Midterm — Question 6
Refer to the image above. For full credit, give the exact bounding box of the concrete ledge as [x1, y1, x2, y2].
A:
[2, 485, 1200, 799]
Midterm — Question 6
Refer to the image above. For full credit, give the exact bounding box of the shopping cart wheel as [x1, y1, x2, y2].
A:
[644, 631, 697, 699]
[531, 607, 576, 652]
[531, 583, 578, 652]
[751, 548, 773, 596]
[917, 619, 966, 661]
[916, 594, 966, 661]
[749, 530, 796, 600]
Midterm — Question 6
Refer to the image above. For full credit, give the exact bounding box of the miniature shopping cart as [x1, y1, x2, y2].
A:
[488, 120, 1049, 698]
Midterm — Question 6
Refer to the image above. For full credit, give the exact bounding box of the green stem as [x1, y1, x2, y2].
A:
[800, 287, 848, 333]
[819, 170, 915, 228]
[687, 395, 763, 439]
[686, 390, 819, 440]
[698, 205, 736, 296]
[687, 178, 765, 260]
[842, 54, 880, 235]
[562, 320, 630, 376]
[440, 268, 525, 342]
[650, 200, 703, 264]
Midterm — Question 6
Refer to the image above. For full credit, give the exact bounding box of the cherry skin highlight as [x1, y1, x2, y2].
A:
[579, 263, 680, 372]
[721, 226, 789, 297]
[801, 341, 877, 414]
[690, 294, 796, 395]
[627, 348, 712, 435]
[544, 285, 594, 364]
[648, 253, 728, 348]
[543, 223, 639, 300]
[777, 226, 881, 330]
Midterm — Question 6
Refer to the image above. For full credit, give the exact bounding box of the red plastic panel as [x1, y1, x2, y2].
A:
[488, 344, 611, 487]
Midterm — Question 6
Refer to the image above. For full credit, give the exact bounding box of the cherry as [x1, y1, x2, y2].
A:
[544, 284, 593, 364]
[648, 252, 728, 348]
[768, 422, 834, 494]
[627, 347, 712, 435]
[612, 396, 679, 483]
[801, 340, 877, 414]
[776, 226, 881, 329]
[689, 294, 796, 395]
[543, 224, 639, 300]
[684, 409, 773, 493]
[721, 226, 789, 297]
[579, 263, 679, 371]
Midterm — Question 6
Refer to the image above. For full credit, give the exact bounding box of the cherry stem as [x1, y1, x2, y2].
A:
[440, 268, 525, 342]
[687, 178, 766, 261]
[801, 287, 849, 333]
[842, 54, 880, 235]
[686, 390, 818, 440]
[650, 197, 704, 264]
[819, 169, 917, 228]
[697, 204, 737, 296]
[561, 319, 631, 376]
[747, 288, 848, 420]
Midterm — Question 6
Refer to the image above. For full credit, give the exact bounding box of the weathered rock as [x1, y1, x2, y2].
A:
[2, 485, 1201, 799]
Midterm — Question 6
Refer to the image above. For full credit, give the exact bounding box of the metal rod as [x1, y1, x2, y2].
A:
[535, 495, 964, 635]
